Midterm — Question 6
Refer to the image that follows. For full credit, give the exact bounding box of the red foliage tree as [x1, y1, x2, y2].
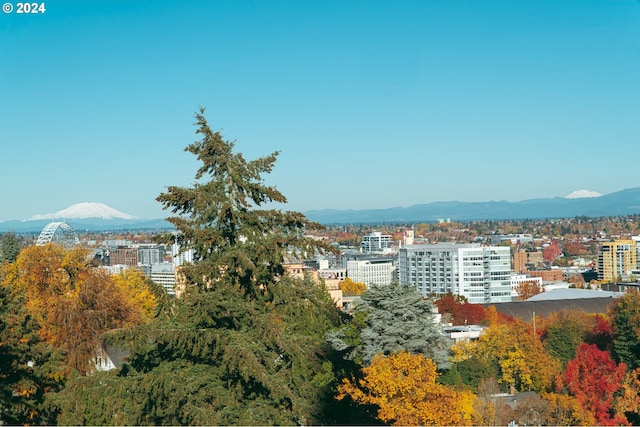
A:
[562, 343, 628, 425]
[585, 314, 615, 352]
[544, 239, 562, 264]
[434, 293, 486, 326]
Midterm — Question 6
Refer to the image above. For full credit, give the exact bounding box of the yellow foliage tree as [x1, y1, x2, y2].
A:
[615, 367, 640, 422]
[468, 319, 560, 393]
[542, 392, 596, 426]
[337, 351, 476, 426]
[4, 244, 158, 374]
[111, 268, 157, 323]
[339, 277, 366, 296]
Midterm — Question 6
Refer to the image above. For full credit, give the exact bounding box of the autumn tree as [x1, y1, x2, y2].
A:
[614, 367, 640, 424]
[562, 342, 628, 425]
[585, 313, 615, 352]
[460, 318, 560, 393]
[3, 244, 159, 374]
[327, 283, 451, 368]
[473, 378, 512, 426]
[542, 310, 593, 368]
[434, 292, 486, 326]
[337, 351, 475, 426]
[49, 110, 344, 425]
[542, 392, 595, 426]
[543, 239, 562, 264]
[516, 280, 543, 300]
[339, 277, 366, 296]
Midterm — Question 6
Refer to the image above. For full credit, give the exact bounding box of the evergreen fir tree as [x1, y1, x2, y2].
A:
[48, 109, 343, 425]
[155, 107, 333, 297]
[327, 282, 451, 368]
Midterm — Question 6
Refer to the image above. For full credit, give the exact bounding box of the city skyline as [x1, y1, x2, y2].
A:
[2, 0, 639, 222]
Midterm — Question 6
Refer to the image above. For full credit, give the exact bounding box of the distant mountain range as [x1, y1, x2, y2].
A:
[0, 203, 171, 233]
[304, 187, 640, 224]
[2, 188, 640, 233]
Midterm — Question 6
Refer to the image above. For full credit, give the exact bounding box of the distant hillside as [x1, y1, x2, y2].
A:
[305, 187, 640, 224]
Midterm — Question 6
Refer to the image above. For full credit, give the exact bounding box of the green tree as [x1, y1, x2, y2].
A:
[0, 232, 21, 263]
[0, 266, 65, 425]
[328, 283, 451, 368]
[542, 310, 593, 368]
[155, 107, 332, 297]
[609, 291, 640, 371]
[48, 110, 343, 425]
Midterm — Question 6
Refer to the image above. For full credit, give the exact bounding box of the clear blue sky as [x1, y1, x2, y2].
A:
[1, 0, 639, 221]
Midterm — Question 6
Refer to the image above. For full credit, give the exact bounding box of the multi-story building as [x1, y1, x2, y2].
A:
[513, 249, 544, 273]
[109, 247, 139, 267]
[597, 240, 637, 281]
[398, 243, 512, 304]
[138, 244, 166, 265]
[361, 231, 392, 253]
[347, 259, 395, 287]
[150, 263, 177, 296]
[171, 243, 195, 266]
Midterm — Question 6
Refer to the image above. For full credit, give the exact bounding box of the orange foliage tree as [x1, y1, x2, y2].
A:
[337, 351, 476, 426]
[516, 280, 543, 301]
[615, 367, 640, 424]
[4, 244, 158, 373]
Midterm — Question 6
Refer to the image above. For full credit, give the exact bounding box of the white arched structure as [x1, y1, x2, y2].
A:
[36, 221, 80, 247]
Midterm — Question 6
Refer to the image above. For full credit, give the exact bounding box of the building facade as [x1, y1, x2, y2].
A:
[398, 243, 512, 304]
[108, 247, 139, 267]
[138, 245, 166, 265]
[597, 240, 637, 281]
[347, 259, 395, 287]
[513, 249, 544, 273]
[361, 231, 392, 253]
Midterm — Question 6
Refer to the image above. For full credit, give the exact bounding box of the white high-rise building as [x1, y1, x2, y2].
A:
[347, 259, 395, 287]
[398, 243, 512, 304]
[361, 231, 392, 253]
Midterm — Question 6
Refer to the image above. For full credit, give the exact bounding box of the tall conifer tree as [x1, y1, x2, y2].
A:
[49, 110, 342, 425]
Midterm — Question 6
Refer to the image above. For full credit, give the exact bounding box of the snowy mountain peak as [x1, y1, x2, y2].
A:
[565, 189, 602, 199]
[29, 202, 136, 220]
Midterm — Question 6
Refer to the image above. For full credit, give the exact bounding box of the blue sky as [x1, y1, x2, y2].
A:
[1, 0, 639, 221]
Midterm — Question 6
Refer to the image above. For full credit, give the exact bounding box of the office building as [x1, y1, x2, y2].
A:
[398, 243, 512, 304]
[347, 259, 395, 287]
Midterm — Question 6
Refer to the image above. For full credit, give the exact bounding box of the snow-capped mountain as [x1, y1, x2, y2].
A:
[29, 202, 137, 220]
[565, 189, 602, 199]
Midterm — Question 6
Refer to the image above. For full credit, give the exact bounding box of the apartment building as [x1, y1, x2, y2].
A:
[398, 243, 512, 304]
[361, 231, 392, 253]
[513, 249, 544, 273]
[597, 240, 637, 281]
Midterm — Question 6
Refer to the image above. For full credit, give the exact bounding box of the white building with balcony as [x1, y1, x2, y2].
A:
[398, 243, 512, 304]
